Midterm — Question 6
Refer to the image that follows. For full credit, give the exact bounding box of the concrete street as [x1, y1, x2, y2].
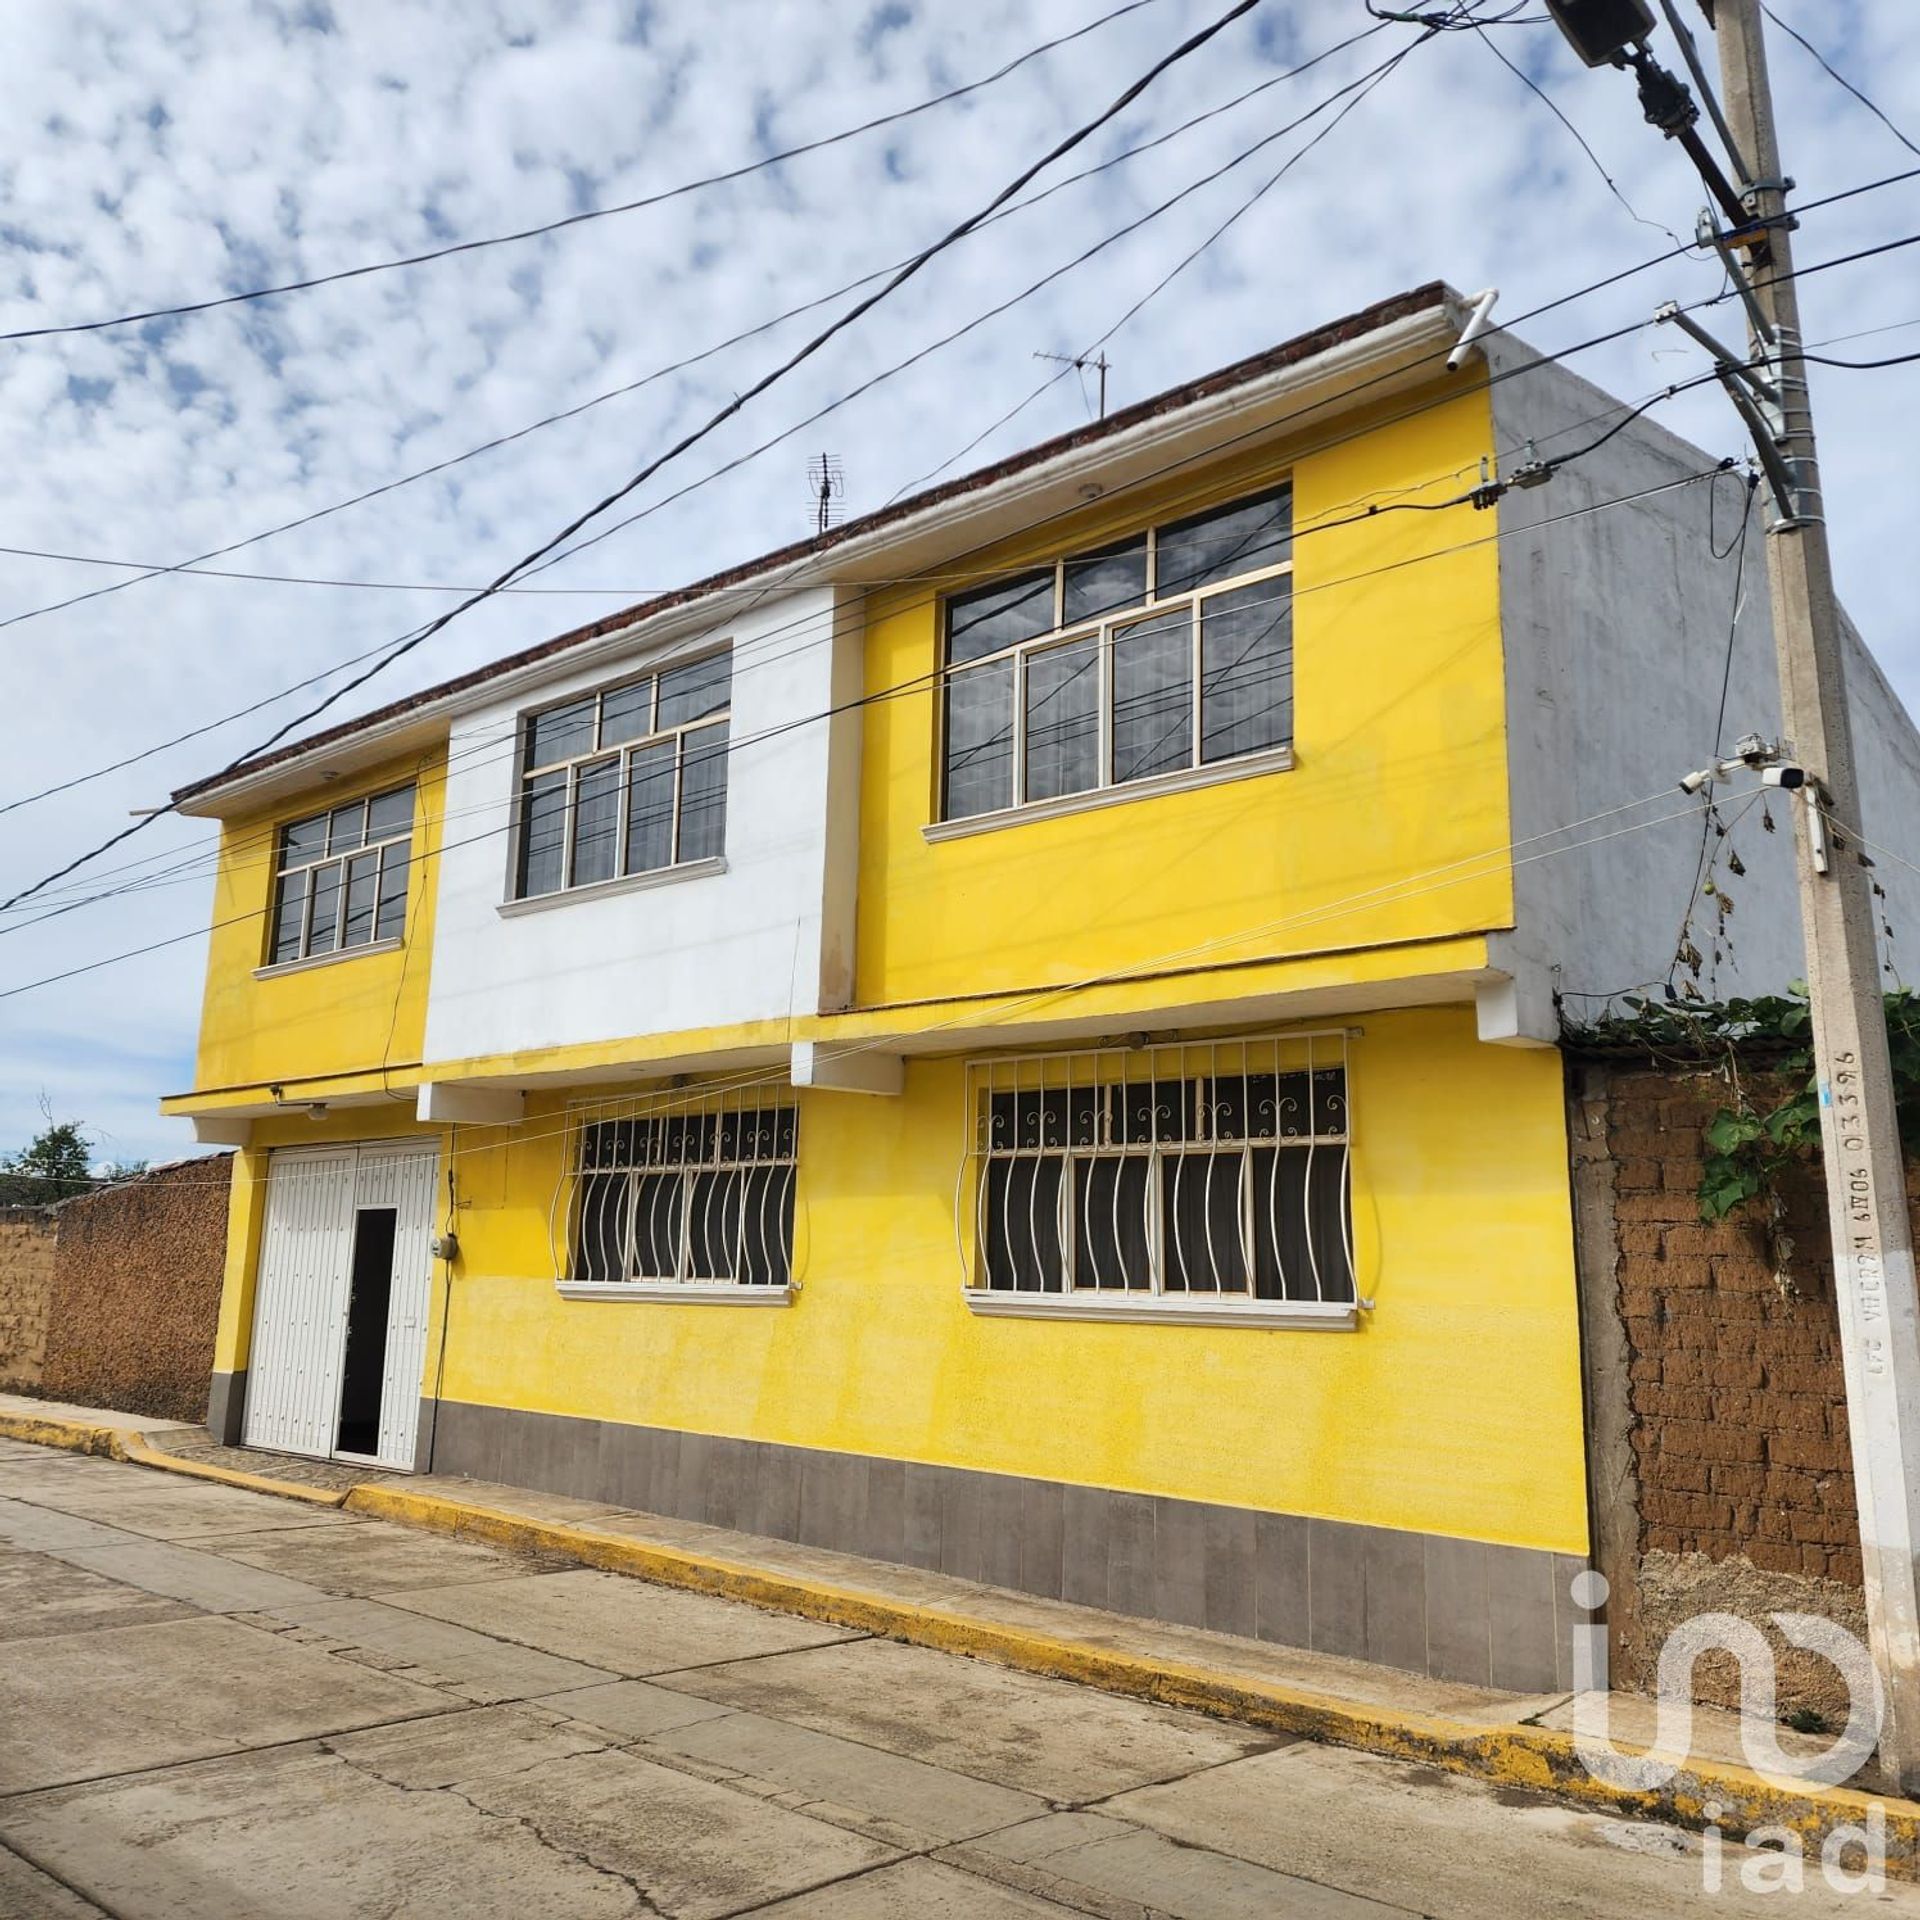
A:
[0, 1438, 1912, 1919]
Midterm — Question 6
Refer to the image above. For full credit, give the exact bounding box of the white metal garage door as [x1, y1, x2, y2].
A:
[243, 1140, 439, 1469]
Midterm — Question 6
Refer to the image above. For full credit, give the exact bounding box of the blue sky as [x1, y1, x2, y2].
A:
[0, 0, 1915, 1165]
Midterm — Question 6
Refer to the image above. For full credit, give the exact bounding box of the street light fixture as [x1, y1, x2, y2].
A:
[1543, 0, 1656, 68]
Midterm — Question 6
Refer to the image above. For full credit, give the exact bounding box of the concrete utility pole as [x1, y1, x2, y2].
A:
[1707, 0, 1920, 1789]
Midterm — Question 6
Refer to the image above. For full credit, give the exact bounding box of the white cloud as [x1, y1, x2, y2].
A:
[0, 0, 1915, 1162]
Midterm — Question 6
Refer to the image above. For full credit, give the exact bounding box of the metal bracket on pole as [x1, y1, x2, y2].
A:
[1696, 207, 1777, 342]
[1653, 301, 1806, 522]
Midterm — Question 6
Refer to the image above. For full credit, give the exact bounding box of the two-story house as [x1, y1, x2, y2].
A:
[163, 283, 1920, 1693]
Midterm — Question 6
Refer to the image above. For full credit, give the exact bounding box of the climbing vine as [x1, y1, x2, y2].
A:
[1564, 989, 1920, 1225]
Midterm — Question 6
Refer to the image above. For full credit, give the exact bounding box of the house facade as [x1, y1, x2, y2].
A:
[163, 283, 1920, 1692]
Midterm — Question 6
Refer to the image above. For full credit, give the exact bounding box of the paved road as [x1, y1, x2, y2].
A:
[0, 1439, 1912, 1919]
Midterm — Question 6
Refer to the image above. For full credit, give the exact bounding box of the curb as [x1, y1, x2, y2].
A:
[345, 1481, 1920, 1877]
[8, 1408, 1916, 1873]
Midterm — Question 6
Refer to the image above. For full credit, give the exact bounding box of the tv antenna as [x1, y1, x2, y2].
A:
[808, 452, 845, 537]
[1034, 349, 1110, 419]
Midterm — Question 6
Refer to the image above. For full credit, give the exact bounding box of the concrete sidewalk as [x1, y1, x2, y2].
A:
[3, 1392, 1910, 1880]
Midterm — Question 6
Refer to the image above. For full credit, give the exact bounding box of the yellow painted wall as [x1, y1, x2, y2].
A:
[192, 746, 447, 1100]
[415, 1005, 1585, 1554]
[857, 379, 1511, 1010]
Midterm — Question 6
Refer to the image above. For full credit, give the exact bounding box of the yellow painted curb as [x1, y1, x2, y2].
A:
[343, 1481, 1920, 1876]
[0, 1411, 132, 1460]
[122, 1439, 350, 1509]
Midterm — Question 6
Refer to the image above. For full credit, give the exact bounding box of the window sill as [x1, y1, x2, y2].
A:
[963, 1288, 1356, 1330]
[923, 746, 1294, 844]
[499, 855, 727, 918]
[555, 1280, 791, 1305]
[254, 937, 402, 981]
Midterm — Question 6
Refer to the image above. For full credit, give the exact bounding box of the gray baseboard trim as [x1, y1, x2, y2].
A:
[429, 1399, 1583, 1692]
[206, 1369, 246, 1446]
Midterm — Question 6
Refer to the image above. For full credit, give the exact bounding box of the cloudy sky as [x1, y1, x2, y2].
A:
[0, 0, 1914, 1168]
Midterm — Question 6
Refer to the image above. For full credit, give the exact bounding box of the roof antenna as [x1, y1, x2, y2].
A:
[1034, 349, 1111, 419]
[809, 453, 845, 537]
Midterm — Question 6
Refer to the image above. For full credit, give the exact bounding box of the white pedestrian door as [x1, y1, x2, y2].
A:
[244, 1141, 438, 1470]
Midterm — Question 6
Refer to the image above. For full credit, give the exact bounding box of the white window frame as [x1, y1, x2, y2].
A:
[938, 485, 1295, 825]
[959, 1029, 1361, 1329]
[556, 1086, 798, 1303]
[513, 648, 731, 903]
[266, 785, 415, 968]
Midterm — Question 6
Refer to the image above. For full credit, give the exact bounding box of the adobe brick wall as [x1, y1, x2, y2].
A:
[1572, 1060, 1877, 1719]
[41, 1156, 230, 1422]
[0, 1208, 58, 1390]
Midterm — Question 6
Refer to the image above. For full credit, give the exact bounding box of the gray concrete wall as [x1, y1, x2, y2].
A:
[1484, 338, 1920, 1029]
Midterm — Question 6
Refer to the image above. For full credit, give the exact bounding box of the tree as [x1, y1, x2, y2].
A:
[0, 1118, 97, 1205]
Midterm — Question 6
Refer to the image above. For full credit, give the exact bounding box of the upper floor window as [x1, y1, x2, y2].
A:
[515, 650, 730, 900]
[269, 785, 414, 965]
[940, 484, 1293, 821]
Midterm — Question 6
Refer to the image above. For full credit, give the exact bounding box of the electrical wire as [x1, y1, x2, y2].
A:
[6, 150, 1911, 847]
[0, 459, 1733, 995]
[0, 0, 1271, 920]
[0, 0, 1179, 347]
[1761, 3, 1920, 161]
[0, 15, 1398, 645]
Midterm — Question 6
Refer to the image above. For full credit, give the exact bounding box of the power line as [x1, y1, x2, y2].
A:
[0, 0, 1178, 348]
[1761, 3, 1920, 160]
[0, 0, 1271, 920]
[0, 459, 1733, 999]
[0, 17, 1397, 644]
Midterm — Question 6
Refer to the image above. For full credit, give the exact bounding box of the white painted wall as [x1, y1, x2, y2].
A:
[423, 584, 855, 1065]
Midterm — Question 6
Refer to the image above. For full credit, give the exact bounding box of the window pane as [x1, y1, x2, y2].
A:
[574, 1173, 630, 1283]
[1111, 608, 1193, 785]
[631, 1172, 683, 1278]
[625, 739, 677, 874]
[599, 678, 655, 747]
[1201, 579, 1292, 764]
[270, 871, 307, 963]
[1062, 536, 1147, 626]
[1024, 636, 1100, 804]
[1251, 1145, 1353, 1302]
[327, 802, 366, 857]
[526, 697, 596, 771]
[982, 1157, 1065, 1292]
[375, 843, 410, 942]
[1160, 1151, 1248, 1294]
[740, 1165, 795, 1286]
[341, 851, 379, 948]
[945, 569, 1054, 666]
[365, 787, 413, 841]
[570, 757, 621, 888]
[307, 862, 342, 951]
[943, 658, 1014, 820]
[516, 770, 568, 898]
[658, 652, 731, 729]
[677, 721, 729, 862]
[687, 1170, 743, 1279]
[1156, 487, 1292, 598]
[1073, 1157, 1151, 1290]
[280, 814, 327, 868]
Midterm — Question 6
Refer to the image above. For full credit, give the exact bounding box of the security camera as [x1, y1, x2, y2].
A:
[1679, 767, 1715, 795]
[1761, 765, 1808, 790]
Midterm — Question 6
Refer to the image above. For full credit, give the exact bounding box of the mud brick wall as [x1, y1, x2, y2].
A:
[0, 1208, 59, 1390]
[1572, 1061, 1879, 1718]
[41, 1157, 231, 1422]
